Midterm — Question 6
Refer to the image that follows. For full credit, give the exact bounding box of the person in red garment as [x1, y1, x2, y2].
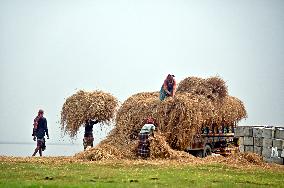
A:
[159, 74, 177, 101]
[32, 109, 49, 156]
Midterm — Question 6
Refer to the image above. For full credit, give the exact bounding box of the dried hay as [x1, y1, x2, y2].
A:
[149, 133, 193, 159]
[177, 76, 228, 100]
[75, 143, 122, 161]
[1, 155, 281, 170]
[74, 76, 247, 160]
[205, 152, 266, 168]
[206, 76, 228, 99]
[111, 91, 246, 151]
[60, 90, 118, 138]
[113, 92, 212, 149]
[216, 96, 247, 124]
[114, 92, 160, 139]
[156, 93, 215, 149]
[241, 152, 264, 165]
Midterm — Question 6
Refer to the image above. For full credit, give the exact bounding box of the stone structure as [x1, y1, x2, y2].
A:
[235, 126, 284, 165]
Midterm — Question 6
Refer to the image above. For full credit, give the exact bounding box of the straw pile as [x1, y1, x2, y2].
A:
[75, 76, 247, 160]
[60, 90, 118, 138]
[149, 133, 193, 159]
[75, 143, 122, 161]
[205, 152, 265, 167]
[1, 154, 279, 169]
[177, 76, 228, 100]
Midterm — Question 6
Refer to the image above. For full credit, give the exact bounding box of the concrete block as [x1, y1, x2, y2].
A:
[244, 126, 253, 137]
[253, 146, 262, 155]
[262, 147, 272, 158]
[263, 138, 273, 148]
[263, 147, 281, 157]
[239, 145, 244, 153]
[235, 126, 245, 137]
[278, 150, 282, 158]
[273, 139, 283, 149]
[244, 146, 254, 153]
[275, 128, 284, 139]
[244, 137, 253, 145]
[263, 157, 283, 165]
[239, 137, 244, 146]
[262, 128, 274, 139]
[253, 127, 263, 138]
[254, 137, 263, 147]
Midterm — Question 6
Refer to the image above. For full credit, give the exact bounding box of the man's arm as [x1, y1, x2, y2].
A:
[172, 80, 177, 97]
[151, 125, 156, 137]
[163, 81, 171, 95]
[44, 118, 49, 139]
[90, 119, 99, 125]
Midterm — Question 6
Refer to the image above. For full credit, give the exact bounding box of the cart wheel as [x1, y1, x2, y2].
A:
[203, 145, 212, 157]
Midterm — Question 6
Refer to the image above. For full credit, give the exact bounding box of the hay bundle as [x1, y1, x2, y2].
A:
[177, 76, 228, 100]
[156, 93, 215, 149]
[61, 90, 118, 137]
[99, 134, 139, 160]
[158, 94, 246, 149]
[177, 77, 210, 95]
[114, 92, 161, 139]
[75, 143, 122, 161]
[149, 133, 192, 159]
[216, 96, 247, 124]
[206, 76, 228, 99]
[149, 133, 174, 159]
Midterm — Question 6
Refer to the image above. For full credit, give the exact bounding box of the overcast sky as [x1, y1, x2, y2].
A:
[0, 0, 283, 144]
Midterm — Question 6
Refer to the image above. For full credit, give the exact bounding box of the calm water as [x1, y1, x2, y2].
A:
[0, 143, 83, 157]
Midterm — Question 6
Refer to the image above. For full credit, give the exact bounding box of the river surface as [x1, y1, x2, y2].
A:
[0, 143, 83, 157]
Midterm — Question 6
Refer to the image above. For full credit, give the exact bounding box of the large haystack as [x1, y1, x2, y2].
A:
[75, 76, 247, 160]
[61, 90, 118, 138]
[108, 91, 246, 151]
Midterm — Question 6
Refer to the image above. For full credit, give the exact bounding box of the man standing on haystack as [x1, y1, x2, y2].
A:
[159, 74, 176, 101]
[137, 117, 156, 159]
[32, 109, 49, 156]
[83, 119, 99, 150]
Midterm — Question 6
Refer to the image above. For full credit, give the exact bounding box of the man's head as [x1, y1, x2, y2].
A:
[166, 74, 175, 81]
[146, 117, 155, 124]
[38, 109, 44, 117]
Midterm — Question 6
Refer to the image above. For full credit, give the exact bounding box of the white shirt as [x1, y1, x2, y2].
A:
[140, 123, 155, 134]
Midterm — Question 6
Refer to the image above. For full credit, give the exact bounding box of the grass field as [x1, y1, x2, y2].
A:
[0, 157, 283, 188]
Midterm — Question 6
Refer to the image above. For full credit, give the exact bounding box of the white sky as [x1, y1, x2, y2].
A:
[0, 0, 283, 144]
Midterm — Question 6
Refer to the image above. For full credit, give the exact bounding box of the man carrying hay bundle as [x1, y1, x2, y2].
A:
[83, 119, 99, 150]
[32, 109, 49, 157]
[137, 117, 156, 158]
[61, 90, 118, 153]
[159, 74, 176, 101]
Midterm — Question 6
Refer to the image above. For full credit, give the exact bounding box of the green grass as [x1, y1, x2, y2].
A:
[0, 159, 283, 188]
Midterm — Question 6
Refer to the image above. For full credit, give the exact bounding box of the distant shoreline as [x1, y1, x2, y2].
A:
[0, 142, 81, 145]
